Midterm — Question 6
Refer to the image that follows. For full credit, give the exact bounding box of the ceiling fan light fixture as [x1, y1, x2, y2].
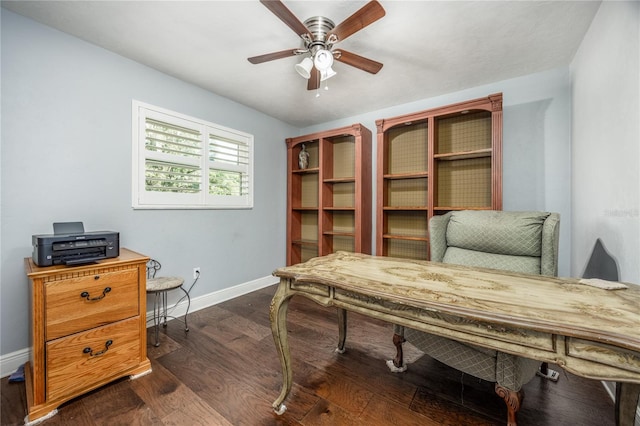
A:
[313, 49, 334, 71]
[295, 57, 313, 79]
[320, 66, 337, 82]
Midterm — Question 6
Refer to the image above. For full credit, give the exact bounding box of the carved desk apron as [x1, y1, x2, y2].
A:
[270, 252, 640, 425]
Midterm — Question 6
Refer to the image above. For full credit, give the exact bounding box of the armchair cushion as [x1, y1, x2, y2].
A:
[442, 248, 541, 275]
[445, 210, 547, 257]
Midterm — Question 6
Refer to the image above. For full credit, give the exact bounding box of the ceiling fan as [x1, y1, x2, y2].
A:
[248, 0, 385, 90]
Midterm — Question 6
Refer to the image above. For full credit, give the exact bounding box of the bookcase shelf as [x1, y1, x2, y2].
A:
[382, 234, 429, 241]
[324, 177, 356, 183]
[433, 148, 492, 160]
[286, 124, 372, 265]
[376, 94, 502, 260]
[383, 172, 429, 180]
[291, 239, 319, 246]
[292, 167, 320, 174]
[324, 231, 356, 236]
[383, 206, 430, 211]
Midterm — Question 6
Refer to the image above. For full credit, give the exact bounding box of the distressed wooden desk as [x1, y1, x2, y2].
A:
[270, 252, 640, 425]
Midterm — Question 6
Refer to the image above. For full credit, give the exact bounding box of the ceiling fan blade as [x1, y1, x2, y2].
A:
[248, 49, 298, 64]
[329, 0, 385, 43]
[334, 50, 383, 74]
[307, 67, 320, 91]
[260, 0, 312, 39]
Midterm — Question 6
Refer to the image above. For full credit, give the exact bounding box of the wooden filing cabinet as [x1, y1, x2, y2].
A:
[24, 248, 152, 422]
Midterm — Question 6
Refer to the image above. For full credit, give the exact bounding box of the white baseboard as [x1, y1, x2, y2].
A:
[0, 275, 278, 378]
[0, 347, 30, 379]
[147, 274, 278, 321]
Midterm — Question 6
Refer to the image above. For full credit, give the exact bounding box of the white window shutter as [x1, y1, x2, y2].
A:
[132, 101, 253, 209]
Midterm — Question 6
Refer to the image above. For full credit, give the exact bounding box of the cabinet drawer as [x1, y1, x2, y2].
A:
[46, 317, 141, 401]
[45, 268, 139, 340]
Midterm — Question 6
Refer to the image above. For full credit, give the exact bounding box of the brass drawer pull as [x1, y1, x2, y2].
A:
[80, 287, 111, 301]
[83, 340, 113, 357]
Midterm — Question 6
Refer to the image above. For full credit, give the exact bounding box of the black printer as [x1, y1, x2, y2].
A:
[32, 222, 119, 266]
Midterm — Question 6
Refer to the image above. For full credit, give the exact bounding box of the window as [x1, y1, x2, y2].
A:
[132, 101, 253, 209]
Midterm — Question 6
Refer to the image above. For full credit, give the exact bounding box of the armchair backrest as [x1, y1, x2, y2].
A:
[429, 210, 560, 276]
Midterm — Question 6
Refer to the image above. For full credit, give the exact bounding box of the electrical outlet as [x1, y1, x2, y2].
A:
[193, 267, 200, 279]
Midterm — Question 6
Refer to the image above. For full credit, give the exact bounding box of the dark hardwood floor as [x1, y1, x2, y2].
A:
[2, 285, 616, 425]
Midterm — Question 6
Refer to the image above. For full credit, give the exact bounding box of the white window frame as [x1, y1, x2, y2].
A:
[132, 100, 254, 209]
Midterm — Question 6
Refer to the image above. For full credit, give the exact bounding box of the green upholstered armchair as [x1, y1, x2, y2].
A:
[390, 210, 560, 426]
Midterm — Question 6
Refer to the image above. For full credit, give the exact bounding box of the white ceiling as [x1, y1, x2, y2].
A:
[2, 0, 600, 127]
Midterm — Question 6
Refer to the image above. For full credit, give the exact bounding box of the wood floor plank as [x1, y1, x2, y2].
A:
[156, 343, 288, 425]
[304, 368, 375, 416]
[84, 378, 160, 424]
[301, 399, 366, 426]
[410, 384, 500, 426]
[129, 359, 205, 421]
[37, 399, 95, 426]
[160, 397, 234, 425]
[360, 393, 458, 426]
[1, 378, 28, 426]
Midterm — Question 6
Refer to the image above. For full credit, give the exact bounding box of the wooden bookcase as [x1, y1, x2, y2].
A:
[286, 124, 372, 265]
[376, 93, 503, 260]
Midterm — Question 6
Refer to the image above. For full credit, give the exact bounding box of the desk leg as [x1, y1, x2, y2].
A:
[615, 382, 640, 426]
[389, 333, 403, 368]
[269, 280, 294, 415]
[336, 308, 347, 354]
[386, 329, 408, 373]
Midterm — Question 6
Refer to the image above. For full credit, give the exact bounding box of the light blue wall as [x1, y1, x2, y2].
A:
[571, 1, 639, 284]
[1, 10, 296, 355]
[299, 68, 573, 277]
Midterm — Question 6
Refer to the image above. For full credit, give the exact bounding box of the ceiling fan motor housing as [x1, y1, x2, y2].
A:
[303, 16, 335, 52]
